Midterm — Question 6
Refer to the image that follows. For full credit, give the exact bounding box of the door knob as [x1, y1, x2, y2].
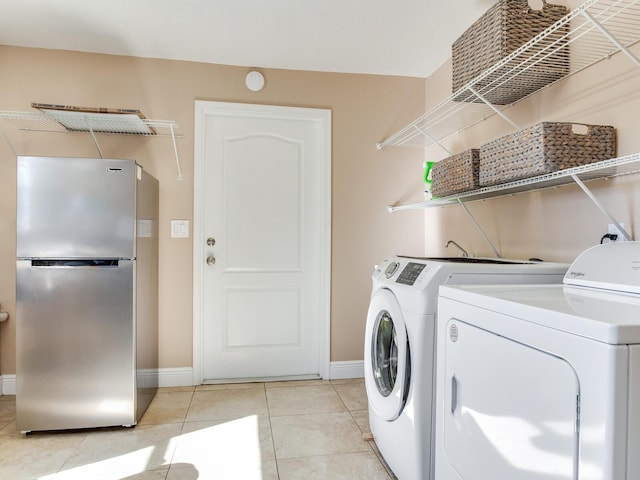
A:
[206, 255, 216, 266]
[207, 237, 216, 246]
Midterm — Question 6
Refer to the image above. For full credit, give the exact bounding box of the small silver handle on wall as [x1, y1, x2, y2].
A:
[207, 237, 216, 246]
[206, 255, 216, 266]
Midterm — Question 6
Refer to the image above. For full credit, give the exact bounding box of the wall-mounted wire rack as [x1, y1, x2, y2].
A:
[378, 0, 640, 256]
[390, 153, 640, 257]
[0, 109, 183, 137]
[389, 152, 640, 210]
[377, 0, 640, 152]
[0, 109, 184, 180]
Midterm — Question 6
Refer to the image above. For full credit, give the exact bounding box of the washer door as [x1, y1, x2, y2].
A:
[364, 288, 410, 421]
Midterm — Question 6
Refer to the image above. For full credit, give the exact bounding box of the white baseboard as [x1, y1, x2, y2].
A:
[159, 363, 364, 385]
[1, 364, 363, 394]
[158, 367, 194, 388]
[1, 374, 16, 396]
[328, 360, 364, 380]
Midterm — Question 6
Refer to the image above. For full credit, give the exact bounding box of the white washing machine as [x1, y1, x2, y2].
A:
[364, 256, 569, 480]
[435, 242, 640, 480]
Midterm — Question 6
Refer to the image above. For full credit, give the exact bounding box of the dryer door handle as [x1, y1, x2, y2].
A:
[450, 375, 459, 414]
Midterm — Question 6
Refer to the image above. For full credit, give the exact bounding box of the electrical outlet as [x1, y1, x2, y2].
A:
[607, 223, 627, 242]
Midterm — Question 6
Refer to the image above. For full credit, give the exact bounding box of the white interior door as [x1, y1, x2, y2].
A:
[193, 101, 331, 382]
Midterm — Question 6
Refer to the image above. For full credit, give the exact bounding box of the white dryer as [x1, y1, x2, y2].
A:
[364, 256, 569, 480]
[435, 242, 640, 480]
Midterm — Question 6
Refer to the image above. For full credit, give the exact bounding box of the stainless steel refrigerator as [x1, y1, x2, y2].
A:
[16, 156, 159, 432]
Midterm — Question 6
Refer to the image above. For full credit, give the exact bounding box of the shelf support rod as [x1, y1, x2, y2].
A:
[387, 200, 430, 212]
[456, 198, 502, 258]
[467, 86, 520, 131]
[570, 173, 632, 241]
[85, 117, 104, 159]
[169, 123, 183, 181]
[581, 10, 640, 68]
[413, 125, 453, 156]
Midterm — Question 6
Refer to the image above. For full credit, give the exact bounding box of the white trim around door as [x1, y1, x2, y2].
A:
[192, 100, 331, 385]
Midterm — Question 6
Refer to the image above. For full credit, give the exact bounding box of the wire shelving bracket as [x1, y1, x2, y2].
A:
[377, 0, 640, 151]
[0, 109, 184, 180]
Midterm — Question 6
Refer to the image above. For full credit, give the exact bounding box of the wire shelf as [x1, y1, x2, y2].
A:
[388, 152, 640, 211]
[378, 0, 640, 150]
[0, 110, 183, 137]
[0, 108, 184, 180]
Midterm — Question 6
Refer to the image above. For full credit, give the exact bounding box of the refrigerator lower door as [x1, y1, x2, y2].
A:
[16, 259, 136, 432]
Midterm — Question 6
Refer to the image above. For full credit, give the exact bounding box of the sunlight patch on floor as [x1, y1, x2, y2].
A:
[172, 415, 264, 479]
[39, 446, 158, 479]
[38, 416, 264, 480]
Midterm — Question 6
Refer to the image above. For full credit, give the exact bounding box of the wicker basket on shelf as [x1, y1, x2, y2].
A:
[452, 0, 569, 105]
[479, 122, 616, 186]
[432, 149, 480, 197]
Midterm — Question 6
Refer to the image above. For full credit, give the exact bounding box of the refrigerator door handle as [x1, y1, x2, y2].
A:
[30, 259, 120, 268]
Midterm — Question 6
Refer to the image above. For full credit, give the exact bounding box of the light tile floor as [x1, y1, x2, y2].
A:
[0, 379, 398, 480]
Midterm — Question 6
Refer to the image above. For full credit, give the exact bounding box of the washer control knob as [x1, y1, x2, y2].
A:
[384, 262, 400, 279]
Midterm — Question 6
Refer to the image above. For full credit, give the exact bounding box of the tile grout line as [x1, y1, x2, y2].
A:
[263, 382, 283, 479]
[53, 429, 91, 476]
[165, 386, 196, 478]
[330, 382, 376, 454]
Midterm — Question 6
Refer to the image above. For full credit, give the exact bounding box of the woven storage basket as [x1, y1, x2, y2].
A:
[432, 149, 480, 197]
[452, 0, 569, 105]
[479, 122, 616, 186]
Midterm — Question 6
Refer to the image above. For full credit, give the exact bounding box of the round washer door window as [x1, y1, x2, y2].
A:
[364, 288, 409, 421]
[373, 310, 399, 397]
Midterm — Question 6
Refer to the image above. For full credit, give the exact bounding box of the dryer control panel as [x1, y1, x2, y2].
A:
[564, 241, 640, 293]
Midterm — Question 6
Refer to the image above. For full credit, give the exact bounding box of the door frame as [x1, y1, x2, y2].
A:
[192, 100, 332, 385]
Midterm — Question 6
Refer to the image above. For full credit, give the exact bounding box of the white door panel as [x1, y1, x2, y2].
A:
[194, 101, 331, 382]
[225, 288, 300, 348]
[223, 134, 302, 272]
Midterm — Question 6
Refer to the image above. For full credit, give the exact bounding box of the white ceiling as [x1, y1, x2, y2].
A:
[0, 0, 498, 78]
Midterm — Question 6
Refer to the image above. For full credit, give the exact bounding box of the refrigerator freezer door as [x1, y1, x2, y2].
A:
[16, 259, 136, 432]
[17, 156, 136, 259]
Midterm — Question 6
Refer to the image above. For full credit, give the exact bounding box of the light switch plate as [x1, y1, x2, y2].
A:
[171, 220, 189, 238]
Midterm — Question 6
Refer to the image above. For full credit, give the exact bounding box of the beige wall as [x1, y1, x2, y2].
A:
[7, 3, 636, 378]
[0, 45, 427, 376]
[422, 38, 640, 261]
